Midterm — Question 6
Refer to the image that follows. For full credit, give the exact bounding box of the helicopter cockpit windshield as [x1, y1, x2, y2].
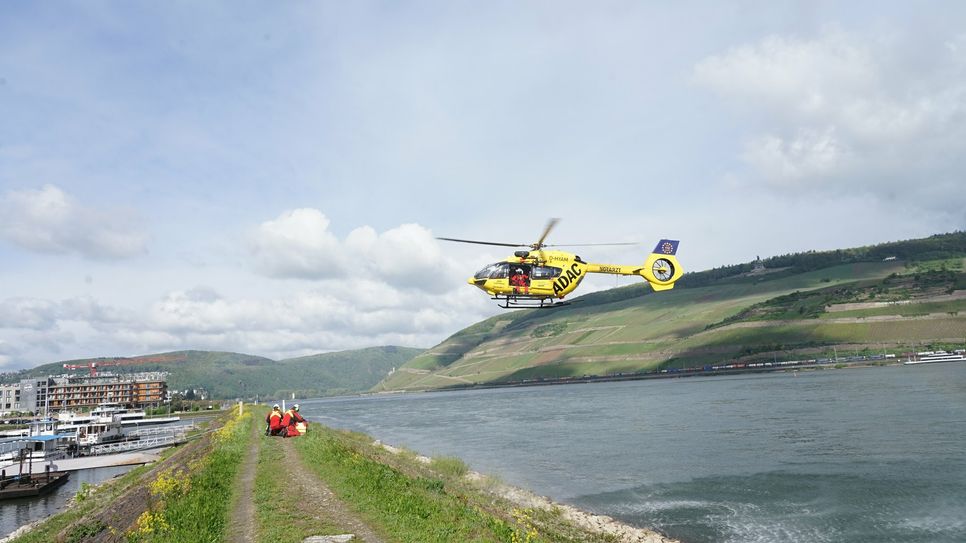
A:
[474, 263, 509, 280]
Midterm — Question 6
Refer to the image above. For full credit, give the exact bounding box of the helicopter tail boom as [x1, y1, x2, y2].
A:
[586, 239, 683, 291]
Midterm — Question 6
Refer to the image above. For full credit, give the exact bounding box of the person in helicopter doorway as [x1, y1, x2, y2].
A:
[509, 266, 530, 295]
[265, 404, 284, 436]
[281, 403, 308, 437]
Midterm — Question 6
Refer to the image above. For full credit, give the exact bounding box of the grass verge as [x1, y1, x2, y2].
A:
[126, 410, 252, 542]
[293, 426, 618, 543]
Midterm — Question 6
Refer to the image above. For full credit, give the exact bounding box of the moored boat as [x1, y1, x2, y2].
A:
[76, 415, 127, 447]
[904, 350, 966, 365]
[0, 468, 70, 500]
[0, 435, 70, 471]
[54, 403, 180, 433]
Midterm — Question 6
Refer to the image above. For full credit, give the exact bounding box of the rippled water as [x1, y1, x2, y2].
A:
[298, 364, 966, 543]
[0, 465, 135, 539]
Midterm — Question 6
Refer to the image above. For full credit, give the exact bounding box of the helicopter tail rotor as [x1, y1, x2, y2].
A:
[640, 239, 683, 290]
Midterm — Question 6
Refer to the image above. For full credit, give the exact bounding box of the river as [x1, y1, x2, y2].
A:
[298, 363, 966, 543]
[0, 465, 135, 539]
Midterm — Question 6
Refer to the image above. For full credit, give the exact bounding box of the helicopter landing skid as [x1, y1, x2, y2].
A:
[492, 295, 571, 309]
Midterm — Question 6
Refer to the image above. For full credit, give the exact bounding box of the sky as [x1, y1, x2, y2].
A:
[1, 2, 965, 370]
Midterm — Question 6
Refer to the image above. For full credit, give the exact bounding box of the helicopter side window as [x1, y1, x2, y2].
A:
[474, 263, 507, 280]
[531, 266, 562, 279]
[489, 263, 510, 279]
[475, 263, 510, 280]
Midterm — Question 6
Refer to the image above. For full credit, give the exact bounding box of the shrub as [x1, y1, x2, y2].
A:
[430, 456, 469, 479]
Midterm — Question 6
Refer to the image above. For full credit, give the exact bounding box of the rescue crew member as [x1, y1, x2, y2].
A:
[509, 267, 529, 294]
[281, 404, 308, 437]
[266, 404, 284, 436]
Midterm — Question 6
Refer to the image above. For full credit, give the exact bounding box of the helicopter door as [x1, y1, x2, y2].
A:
[483, 263, 509, 293]
[509, 264, 531, 294]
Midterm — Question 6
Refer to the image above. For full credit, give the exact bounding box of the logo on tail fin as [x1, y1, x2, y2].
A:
[654, 239, 680, 255]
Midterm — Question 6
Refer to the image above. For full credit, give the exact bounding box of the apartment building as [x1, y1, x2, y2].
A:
[0, 373, 168, 414]
[0, 382, 22, 413]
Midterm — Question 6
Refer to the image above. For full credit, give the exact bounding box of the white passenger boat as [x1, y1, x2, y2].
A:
[55, 411, 95, 426]
[904, 350, 966, 365]
[55, 403, 180, 432]
[0, 417, 72, 439]
[0, 435, 71, 471]
[76, 415, 126, 447]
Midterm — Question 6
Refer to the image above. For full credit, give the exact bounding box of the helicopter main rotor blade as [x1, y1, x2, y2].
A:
[436, 237, 524, 248]
[544, 242, 640, 247]
[533, 218, 560, 249]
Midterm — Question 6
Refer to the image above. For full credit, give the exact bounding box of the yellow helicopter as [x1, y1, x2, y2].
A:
[439, 219, 683, 308]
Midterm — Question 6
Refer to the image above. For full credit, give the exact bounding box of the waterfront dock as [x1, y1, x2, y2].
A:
[0, 468, 70, 500]
[7, 452, 162, 475]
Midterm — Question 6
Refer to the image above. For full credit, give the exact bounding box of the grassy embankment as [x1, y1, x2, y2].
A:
[8, 408, 644, 542]
[255, 425, 621, 543]
[123, 410, 252, 542]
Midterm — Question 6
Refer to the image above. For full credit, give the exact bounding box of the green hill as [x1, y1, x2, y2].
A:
[5, 346, 423, 399]
[374, 232, 966, 392]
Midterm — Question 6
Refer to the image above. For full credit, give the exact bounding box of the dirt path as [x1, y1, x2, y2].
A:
[225, 418, 263, 543]
[225, 420, 386, 543]
[279, 437, 386, 543]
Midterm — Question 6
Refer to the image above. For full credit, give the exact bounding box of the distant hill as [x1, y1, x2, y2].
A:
[4, 346, 423, 399]
[374, 232, 966, 392]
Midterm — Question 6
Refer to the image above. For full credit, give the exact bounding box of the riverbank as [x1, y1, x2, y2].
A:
[381, 356, 901, 396]
[4, 406, 677, 543]
[288, 425, 678, 543]
[373, 441, 675, 543]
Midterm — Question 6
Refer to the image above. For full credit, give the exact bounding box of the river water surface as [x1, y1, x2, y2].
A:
[0, 465, 135, 539]
[299, 364, 966, 543]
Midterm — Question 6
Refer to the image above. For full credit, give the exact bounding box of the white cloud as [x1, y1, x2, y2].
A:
[250, 209, 463, 292]
[249, 208, 348, 279]
[694, 29, 877, 119]
[148, 283, 475, 340]
[0, 339, 15, 369]
[946, 33, 966, 59]
[346, 223, 458, 293]
[741, 126, 851, 186]
[0, 185, 148, 259]
[0, 213, 497, 369]
[0, 298, 58, 330]
[694, 27, 966, 214]
[0, 296, 131, 338]
[0, 282, 493, 369]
